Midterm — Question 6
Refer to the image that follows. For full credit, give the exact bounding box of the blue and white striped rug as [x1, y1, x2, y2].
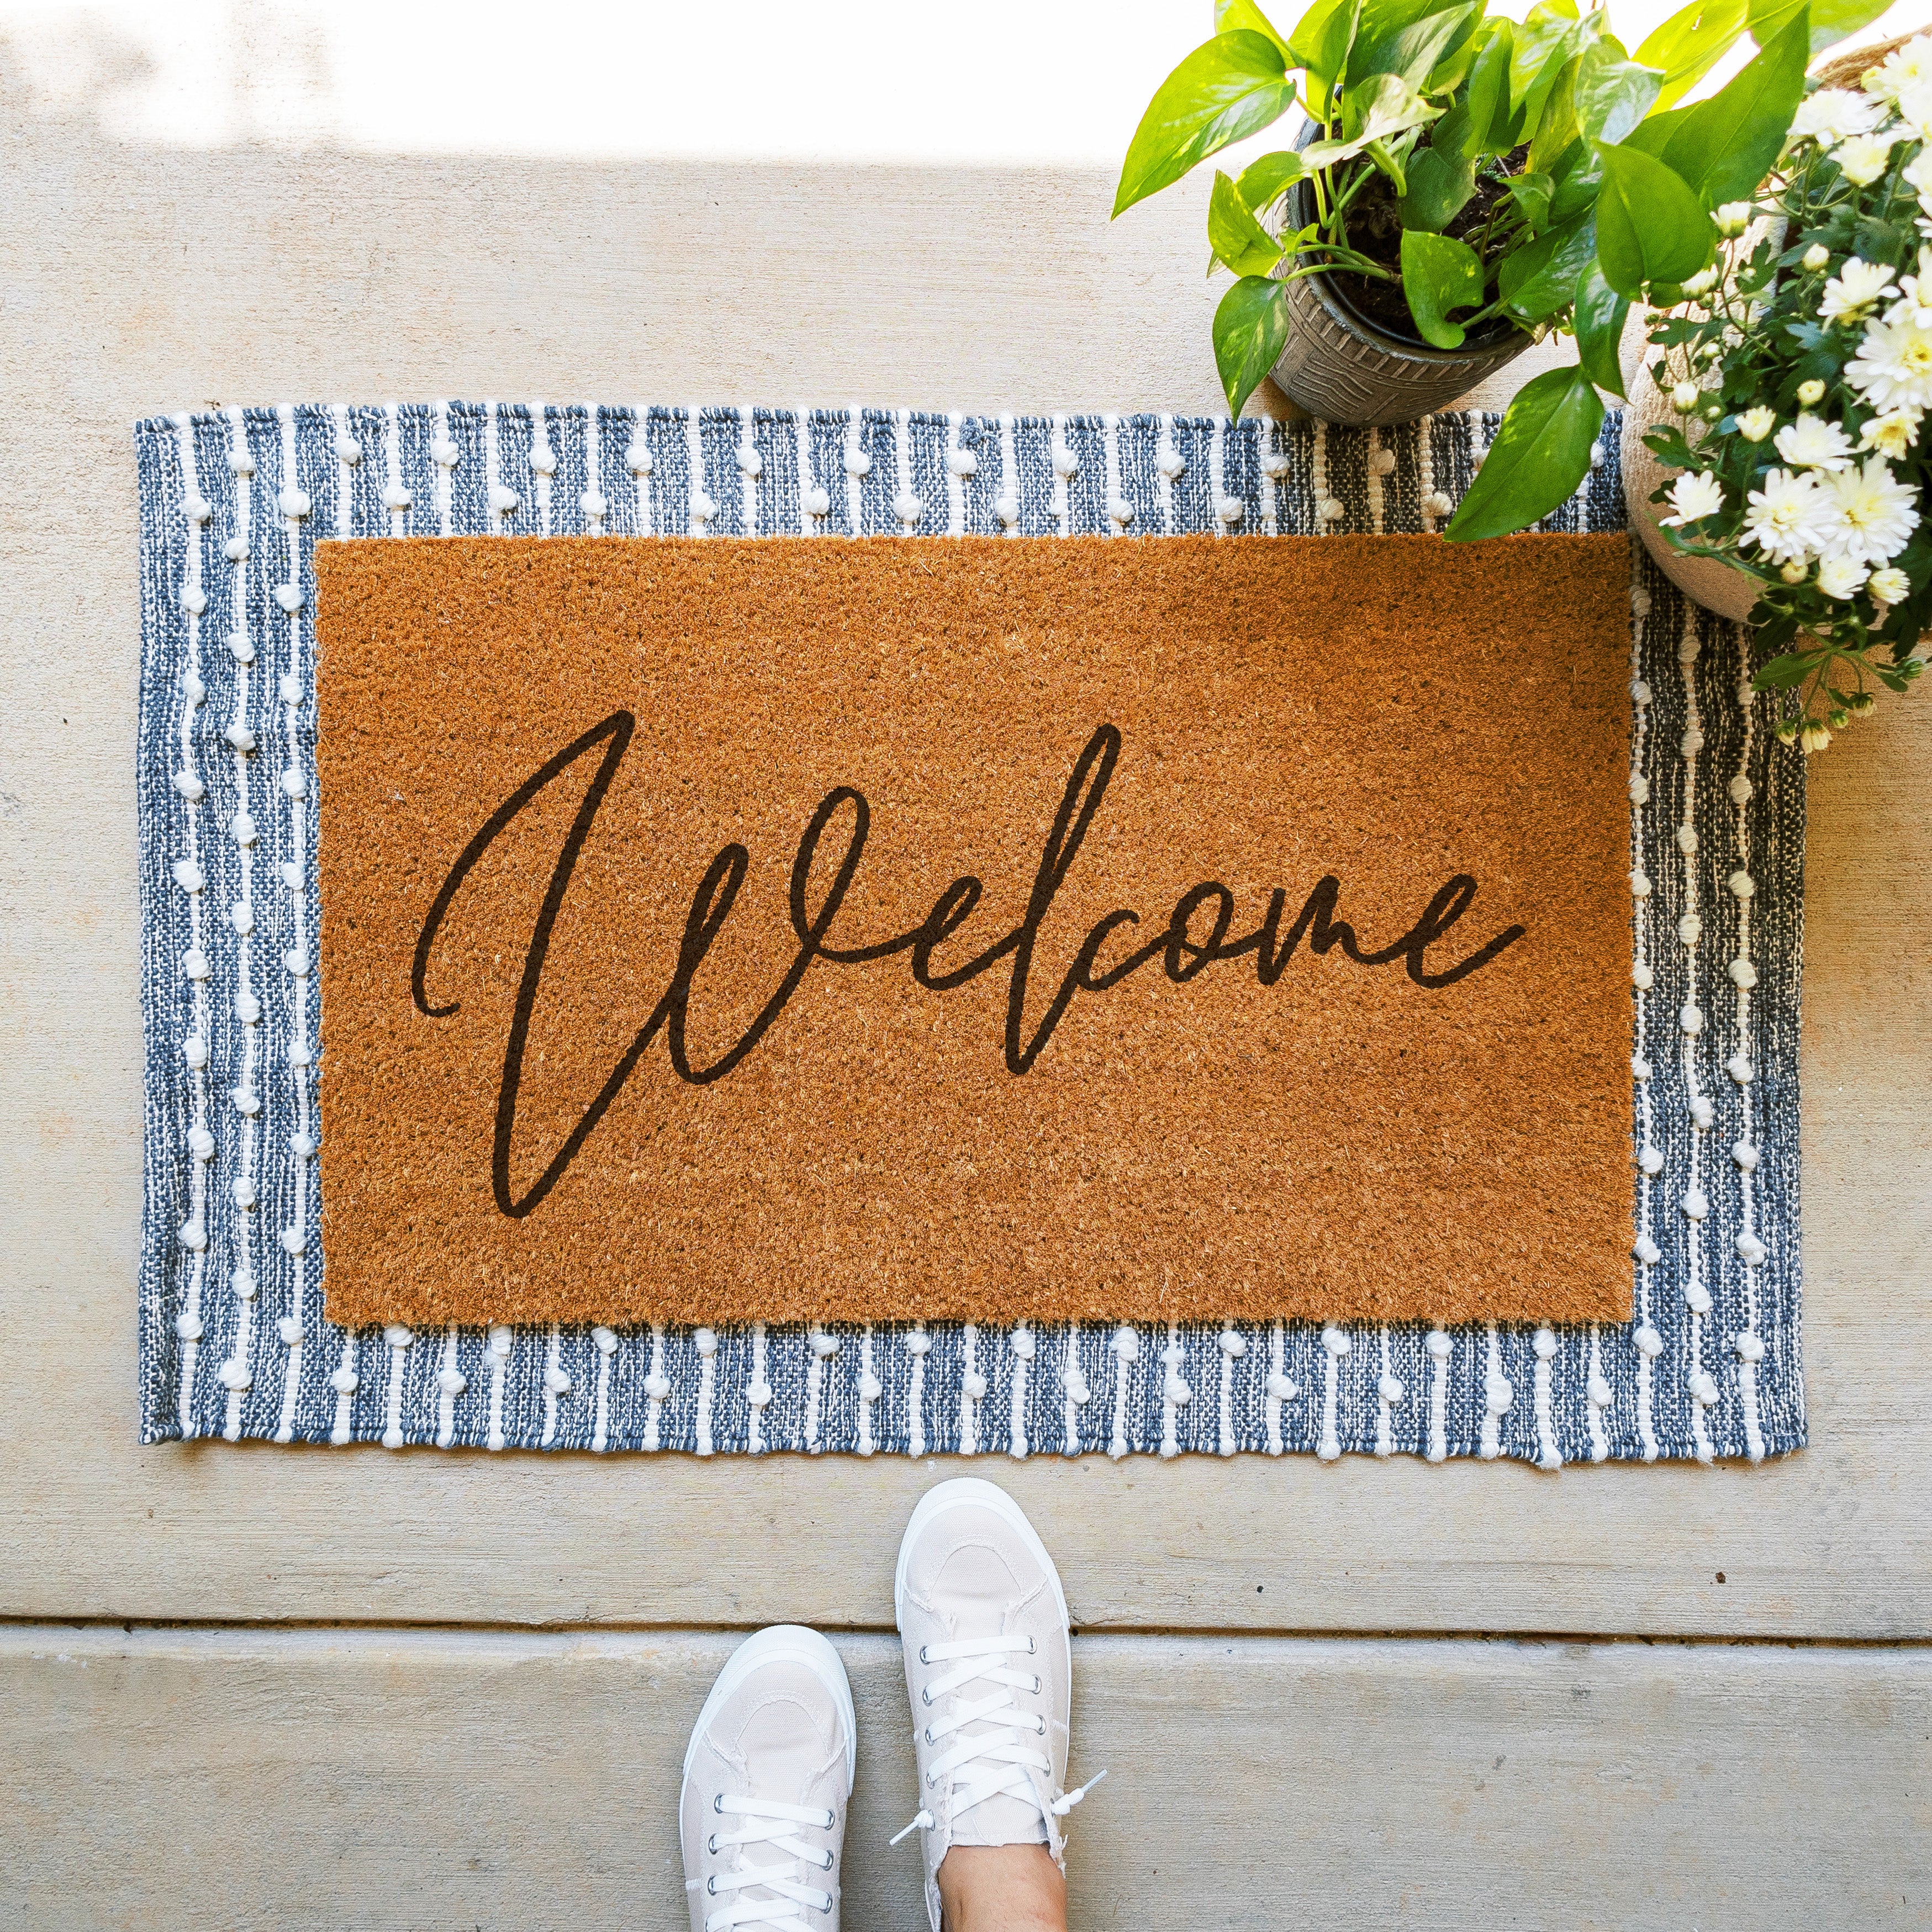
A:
[133, 402, 1804, 1465]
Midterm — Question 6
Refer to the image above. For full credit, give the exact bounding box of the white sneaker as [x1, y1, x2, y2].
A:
[680, 1625, 857, 1932]
[890, 1478, 1105, 1931]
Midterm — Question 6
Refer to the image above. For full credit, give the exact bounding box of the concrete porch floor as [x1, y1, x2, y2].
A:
[2, 52, 1929, 1929]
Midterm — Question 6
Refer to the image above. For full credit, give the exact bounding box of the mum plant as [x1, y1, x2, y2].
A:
[1644, 33, 1932, 749]
[1113, 0, 1883, 539]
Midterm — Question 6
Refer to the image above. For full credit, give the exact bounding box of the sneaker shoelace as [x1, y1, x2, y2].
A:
[696, 1793, 837, 1932]
[889, 1634, 1106, 1847]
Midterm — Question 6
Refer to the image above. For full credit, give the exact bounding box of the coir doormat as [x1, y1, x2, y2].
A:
[316, 533, 1630, 1332]
[133, 403, 1805, 1465]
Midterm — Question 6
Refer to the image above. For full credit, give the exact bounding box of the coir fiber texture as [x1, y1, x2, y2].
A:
[315, 533, 1633, 1331]
[131, 403, 1804, 1464]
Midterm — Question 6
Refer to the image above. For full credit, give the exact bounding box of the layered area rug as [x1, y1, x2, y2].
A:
[133, 403, 1805, 1463]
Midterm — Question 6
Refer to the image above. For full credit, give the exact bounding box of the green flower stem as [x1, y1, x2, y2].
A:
[1785, 650, 1872, 728]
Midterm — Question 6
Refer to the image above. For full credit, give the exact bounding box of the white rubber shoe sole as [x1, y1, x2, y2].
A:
[680, 1623, 858, 1797]
[893, 1476, 1071, 1676]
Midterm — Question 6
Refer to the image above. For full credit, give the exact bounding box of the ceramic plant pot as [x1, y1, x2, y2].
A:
[1620, 335, 1764, 624]
[1268, 166, 1530, 425]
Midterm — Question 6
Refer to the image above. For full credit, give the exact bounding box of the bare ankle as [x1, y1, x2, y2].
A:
[936, 1844, 1067, 1932]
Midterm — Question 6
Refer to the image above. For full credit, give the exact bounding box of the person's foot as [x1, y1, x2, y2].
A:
[891, 1479, 1102, 1932]
[680, 1625, 856, 1932]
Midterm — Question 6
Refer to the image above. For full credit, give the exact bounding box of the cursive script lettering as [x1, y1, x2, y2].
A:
[414, 714, 1525, 1219]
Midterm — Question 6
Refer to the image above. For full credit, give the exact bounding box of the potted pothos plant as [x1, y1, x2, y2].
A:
[1113, 0, 1885, 539]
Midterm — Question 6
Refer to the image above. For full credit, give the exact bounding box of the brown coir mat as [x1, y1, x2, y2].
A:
[314, 534, 1632, 1330]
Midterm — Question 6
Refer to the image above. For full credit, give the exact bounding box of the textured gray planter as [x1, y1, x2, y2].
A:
[1268, 172, 1529, 424]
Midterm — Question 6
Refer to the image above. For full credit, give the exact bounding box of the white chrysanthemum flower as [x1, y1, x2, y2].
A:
[1670, 379, 1702, 411]
[1715, 200, 1753, 235]
[1742, 468, 1829, 564]
[1835, 131, 1902, 186]
[1791, 86, 1886, 147]
[1817, 553, 1870, 599]
[1896, 77, 1932, 140]
[1886, 247, 1932, 327]
[1800, 722, 1833, 753]
[1904, 148, 1932, 204]
[1864, 34, 1932, 102]
[1846, 307, 1932, 410]
[1660, 471, 1725, 526]
[1820, 256, 1897, 323]
[1802, 242, 1831, 271]
[1861, 407, 1923, 457]
[1870, 564, 1912, 604]
[1797, 378, 1827, 405]
[1681, 266, 1720, 297]
[1818, 455, 1922, 564]
[1773, 411, 1856, 469]
[1735, 405, 1777, 442]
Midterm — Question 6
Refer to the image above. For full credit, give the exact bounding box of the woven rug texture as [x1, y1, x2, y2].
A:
[132, 402, 1806, 1464]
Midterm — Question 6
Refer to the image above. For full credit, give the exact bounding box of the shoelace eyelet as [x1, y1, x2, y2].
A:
[919, 1645, 931, 1665]
[707, 1833, 719, 1855]
[1036, 1715, 1047, 1735]
[706, 1877, 717, 1896]
[820, 1809, 835, 1830]
[923, 1724, 935, 1744]
[1032, 1674, 1043, 1695]
[820, 1850, 836, 1871]
[1027, 1636, 1037, 1655]
[713, 1793, 725, 1814]
[920, 1686, 932, 1706]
